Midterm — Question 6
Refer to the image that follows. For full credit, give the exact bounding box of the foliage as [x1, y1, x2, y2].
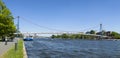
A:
[51, 34, 95, 39]
[89, 30, 96, 34]
[61, 34, 69, 38]
[111, 31, 120, 39]
[0, 0, 16, 38]
[51, 31, 120, 39]
[51, 35, 55, 38]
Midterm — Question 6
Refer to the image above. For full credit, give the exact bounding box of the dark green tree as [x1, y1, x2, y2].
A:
[90, 30, 96, 34]
[61, 34, 68, 39]
[51, 35, 55, 38]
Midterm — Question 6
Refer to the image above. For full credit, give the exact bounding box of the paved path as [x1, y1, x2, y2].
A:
[0, 41, 14, 56]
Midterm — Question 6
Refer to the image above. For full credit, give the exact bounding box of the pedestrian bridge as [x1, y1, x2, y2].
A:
[18, 32, 108, 38]
[21, 32, 84, 34]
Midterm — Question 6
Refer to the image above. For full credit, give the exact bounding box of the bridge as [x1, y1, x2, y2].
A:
[15, 16, 108, 39]
[20, 32, 84, 37]
[17, 32, 108, 39]
[21, 32, 84, 34]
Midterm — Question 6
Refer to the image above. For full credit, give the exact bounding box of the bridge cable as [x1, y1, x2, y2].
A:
[20, 17, 69, 32]
[15, 16, 100, 33]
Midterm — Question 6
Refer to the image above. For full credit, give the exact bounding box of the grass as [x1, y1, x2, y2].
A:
[1, 39, 24, 58]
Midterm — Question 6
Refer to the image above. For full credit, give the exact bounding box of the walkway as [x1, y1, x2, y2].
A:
[0, 41, 14, 56]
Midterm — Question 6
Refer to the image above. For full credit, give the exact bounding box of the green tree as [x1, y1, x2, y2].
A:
[0, 0, 16, 39]
[111, 31, 120, 39]
[61, 34, 68, 39]
[51, 35, 55, 38]
[90, 30, 96, 34]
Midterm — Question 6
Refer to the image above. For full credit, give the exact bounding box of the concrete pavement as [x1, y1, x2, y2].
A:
[0, 41, 14, 56]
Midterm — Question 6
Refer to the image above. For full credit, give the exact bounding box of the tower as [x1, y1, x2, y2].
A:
[100, 24, 103, 39]
[100, 24, 102, 34]
[17, 16, 20, 33]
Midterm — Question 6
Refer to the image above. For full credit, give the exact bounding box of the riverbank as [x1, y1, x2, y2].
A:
[23, 40, 28, 58]
[0, 39, 24, 58]
[52, 38, 120, 41]
[51, 32, 120, 39]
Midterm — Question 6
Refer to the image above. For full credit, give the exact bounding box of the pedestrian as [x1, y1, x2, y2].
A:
[5, 37, 7, 45]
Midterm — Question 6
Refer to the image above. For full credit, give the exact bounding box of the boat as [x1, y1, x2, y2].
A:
[23, 36, 33, 41]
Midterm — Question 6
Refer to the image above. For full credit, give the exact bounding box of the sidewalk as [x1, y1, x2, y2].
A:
[0, 41, 14, 56]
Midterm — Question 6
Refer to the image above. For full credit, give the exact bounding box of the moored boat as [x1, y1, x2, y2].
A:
[23, 36, 33, 41]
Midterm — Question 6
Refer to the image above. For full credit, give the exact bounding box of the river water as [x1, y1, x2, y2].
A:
[24, 38, 120, 58]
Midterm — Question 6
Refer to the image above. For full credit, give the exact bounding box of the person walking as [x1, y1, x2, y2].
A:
[5, 37, 7, 45]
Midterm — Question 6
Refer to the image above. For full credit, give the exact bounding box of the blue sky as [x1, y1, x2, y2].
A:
[3, 0, 120, 33]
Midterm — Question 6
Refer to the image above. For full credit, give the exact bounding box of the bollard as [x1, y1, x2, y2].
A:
[15, 42, 18, 51]
[15, 38, 18, 51]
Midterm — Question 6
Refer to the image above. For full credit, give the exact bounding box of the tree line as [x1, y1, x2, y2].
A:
[51, 30, 120, 39]
[51, 34, 96, 39]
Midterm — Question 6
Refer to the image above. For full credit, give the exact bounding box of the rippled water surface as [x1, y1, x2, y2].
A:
[24, 38, 120, 58]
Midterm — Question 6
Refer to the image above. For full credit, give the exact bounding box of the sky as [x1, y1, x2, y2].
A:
[3, 0, 120, 33]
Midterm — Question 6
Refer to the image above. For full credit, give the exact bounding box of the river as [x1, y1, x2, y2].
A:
[24, 38, 120, 58]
